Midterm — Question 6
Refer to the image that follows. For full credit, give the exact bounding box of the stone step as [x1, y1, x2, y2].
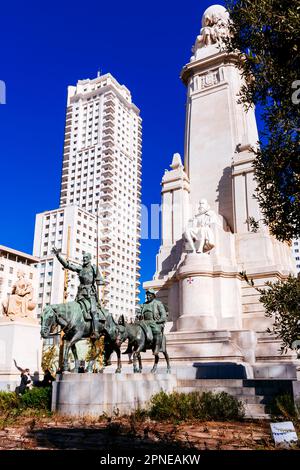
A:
[176, 386, 262, 398]
[242, 395, 266, 405]
[244, 403, 268, 419]
[176, 378, 244, 387]
[176, 387, 266, 405]
[175, 385, 256, 396]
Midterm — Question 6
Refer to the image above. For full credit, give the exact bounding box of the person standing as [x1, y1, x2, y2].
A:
[18, 369, 31, 394]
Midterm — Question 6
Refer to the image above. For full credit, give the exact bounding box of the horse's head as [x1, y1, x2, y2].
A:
[104, 313, 127, 345]
[40, 305, 57, 338]
[115, 324, 127, 347]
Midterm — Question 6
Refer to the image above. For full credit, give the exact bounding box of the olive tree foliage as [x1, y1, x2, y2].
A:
[241, 272, 300, 354]
[225, 0, 300, 241]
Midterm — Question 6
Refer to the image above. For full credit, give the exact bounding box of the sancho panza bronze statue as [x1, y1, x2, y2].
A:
[52, 247, 105, 339]
[139, 288, 167, 354]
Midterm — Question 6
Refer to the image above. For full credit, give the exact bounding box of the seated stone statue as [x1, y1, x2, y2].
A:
[184, 199, 218, 253]
[2, 270, 36, 319]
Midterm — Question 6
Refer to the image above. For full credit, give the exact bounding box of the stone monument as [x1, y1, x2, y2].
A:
[0, 271, 42, 391]
[144, 4, 298, 379]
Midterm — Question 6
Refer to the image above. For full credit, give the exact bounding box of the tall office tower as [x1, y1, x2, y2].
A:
[34, 73, 142, 320]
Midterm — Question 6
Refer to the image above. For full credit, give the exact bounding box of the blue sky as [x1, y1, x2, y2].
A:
[0, 0, 238, 288]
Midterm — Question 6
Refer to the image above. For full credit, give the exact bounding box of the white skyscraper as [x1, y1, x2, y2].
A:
[33, 73, 142, 320]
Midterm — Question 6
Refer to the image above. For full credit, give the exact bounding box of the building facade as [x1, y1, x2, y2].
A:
[0, 245, 38, 314]
[33, 73, 142, 320]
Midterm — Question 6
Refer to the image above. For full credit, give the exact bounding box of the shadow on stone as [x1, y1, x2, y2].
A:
[194, 362, 247, 379]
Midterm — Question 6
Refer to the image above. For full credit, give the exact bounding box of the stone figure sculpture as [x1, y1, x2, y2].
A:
[184, 199, 217, 253]
[195, 4, 230, 49]
[52, 247, 105, 339]
[2, 270, 36, 319]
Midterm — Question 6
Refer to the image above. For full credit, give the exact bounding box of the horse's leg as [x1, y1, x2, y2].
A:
[67, 328, 84, 371]
[71, 343, 79, 372]
[132, 346, 140, 373]
[163, 350, 171, 373]
[161, 336, 171, 373]
[115, 345, 122, 374]
[151, 354, 159, 374]
[87, 338, 96, 373]
[104, 343, 112, 367]
[137, 352, 142, 373]
[63, 340, 71, 371]
[134, 330, 146, 373]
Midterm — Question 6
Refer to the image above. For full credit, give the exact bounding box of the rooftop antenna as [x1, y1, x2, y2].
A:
[97, 69, 101, 78]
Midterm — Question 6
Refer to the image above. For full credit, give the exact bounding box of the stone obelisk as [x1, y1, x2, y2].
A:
[144, 4, 297, 376]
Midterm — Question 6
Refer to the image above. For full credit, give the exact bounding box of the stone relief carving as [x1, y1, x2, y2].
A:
[190, 68, 225, 94]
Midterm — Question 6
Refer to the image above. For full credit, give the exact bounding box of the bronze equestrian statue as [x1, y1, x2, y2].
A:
[40, 248, 110, 372]
[105, 289, 171, 374]
[40, 247, 171, 374]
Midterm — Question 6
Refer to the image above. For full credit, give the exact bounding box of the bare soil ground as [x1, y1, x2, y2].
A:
[0, 414, 290, 451]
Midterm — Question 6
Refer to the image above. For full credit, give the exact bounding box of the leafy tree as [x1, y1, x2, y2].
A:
[241, 272, 300, 354]
[225, 0, 300, 241]
[41, 345, 59, 373]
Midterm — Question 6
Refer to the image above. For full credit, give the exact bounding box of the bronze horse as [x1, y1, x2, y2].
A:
[104, 315, 171, 374]
[40, 301, 122, 373]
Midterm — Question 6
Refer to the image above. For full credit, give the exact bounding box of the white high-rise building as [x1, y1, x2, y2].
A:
[33, 73, 142, 320]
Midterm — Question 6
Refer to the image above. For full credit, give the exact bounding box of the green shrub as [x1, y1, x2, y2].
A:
[269, 393, 299, 420]
[20, 387, 52, 410]
[148, 390, 245, 422]
[0, 391, 20, 412]
[0, 387, 52, 414]
[200, 391, 245, 421]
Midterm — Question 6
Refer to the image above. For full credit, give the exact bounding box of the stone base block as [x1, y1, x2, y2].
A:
[176, 315, 217, 330]
[0, 318, 42, 391]
[166, 329, 246, 363]
[52, 372, 177, 416]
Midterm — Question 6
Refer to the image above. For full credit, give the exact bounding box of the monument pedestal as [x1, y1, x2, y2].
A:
[176, 252, 242, 331]
[0, 318, 42, 391]
[52, 372, 177, 416]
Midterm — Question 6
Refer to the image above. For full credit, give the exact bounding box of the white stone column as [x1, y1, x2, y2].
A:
[232, 146, 263, 234]
[181, 51, 260, 231]
[177, 254, 217, 331]
[161, 191, 173, 247]
[155, 153, 190, 273]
